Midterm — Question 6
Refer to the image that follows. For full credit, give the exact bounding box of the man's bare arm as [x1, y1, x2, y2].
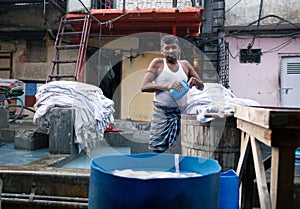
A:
[140, 58, 171, 92]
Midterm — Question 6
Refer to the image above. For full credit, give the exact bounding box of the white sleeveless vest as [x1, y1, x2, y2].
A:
[154, 59, 188, 107]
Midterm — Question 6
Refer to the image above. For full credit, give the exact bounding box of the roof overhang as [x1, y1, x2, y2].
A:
[67, 7, 204, 37]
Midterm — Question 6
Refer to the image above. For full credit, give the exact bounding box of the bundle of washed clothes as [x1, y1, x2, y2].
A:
[33, 80, 114, 152]
[0, 78, 24, 97]
[180, 83, 260, 123]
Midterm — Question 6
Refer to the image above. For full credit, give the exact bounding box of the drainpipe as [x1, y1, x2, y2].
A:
[191, 0, 195, 7]
[173, 0, 177, 8]
[123, 0, 126, 12]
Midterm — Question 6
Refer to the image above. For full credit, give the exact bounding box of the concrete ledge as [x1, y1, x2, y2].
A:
[14, 129, 49, 150]
[0, 107, 9, 128]
[48, 108, 76, 156]
[0, 127, 15, 142]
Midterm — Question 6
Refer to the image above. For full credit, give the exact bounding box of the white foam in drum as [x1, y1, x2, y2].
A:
[113, 169, 202, 179]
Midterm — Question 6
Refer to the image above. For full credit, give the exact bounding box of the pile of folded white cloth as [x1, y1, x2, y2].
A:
[33, 80, 115, 152]
[181, 83, 260, 123]
[0, 78, 24, 90]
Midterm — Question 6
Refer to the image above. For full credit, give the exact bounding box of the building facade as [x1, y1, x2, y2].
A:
[225, 0, 300, 107]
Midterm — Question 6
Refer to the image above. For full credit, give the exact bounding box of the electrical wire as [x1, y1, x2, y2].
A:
[262, 37, 295, 54]
[227, 14, 300, 40]
[248, 0, 263, 49]
[225, 0, 242, 14]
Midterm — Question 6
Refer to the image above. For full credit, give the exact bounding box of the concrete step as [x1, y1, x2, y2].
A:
[114, 119, 150, 132]
[0, 127, 15, 142]
[110, 119, 151, 153]
[103, 130, 150, 154]
[0, 116, 48, 150]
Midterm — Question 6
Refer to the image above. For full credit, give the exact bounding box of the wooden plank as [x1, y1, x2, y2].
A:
[270, 129, 300, 147]
[269, 111, 300, 129]
[235, 106, 300, 129]
[250, 136, 272, 209]
[236, 132, 249, 177]
[204, 112, 234, 118]
[270, 146, 295, 209]
[235, 106, 271, 129]
[240, 142, 255, 209]
[237, 119, 272, 146]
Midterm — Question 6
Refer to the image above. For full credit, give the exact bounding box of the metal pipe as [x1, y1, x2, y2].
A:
[1, 193, 88, 208]
[173, 0, 177, 8]
[123, 0, 126, 12]
[2, 193, 88, 202]
[1, 198, 88, 208]
[0, 179, 2, 209]
[191, 0, 195, 7]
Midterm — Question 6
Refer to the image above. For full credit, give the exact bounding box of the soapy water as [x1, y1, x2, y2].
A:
[113, 169, 202, 179]
[113, 154, 202, 179]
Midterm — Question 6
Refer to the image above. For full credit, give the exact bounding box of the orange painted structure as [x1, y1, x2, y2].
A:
[67, 7, 204, 36]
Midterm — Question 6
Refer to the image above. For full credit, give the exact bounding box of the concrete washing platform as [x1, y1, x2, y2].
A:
[0, 107, 299, 209]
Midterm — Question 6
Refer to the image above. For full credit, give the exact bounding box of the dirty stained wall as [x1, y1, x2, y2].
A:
[0, 40, 77, 81]
[225, 0, 300, 26]
[0, 3, 64, 81]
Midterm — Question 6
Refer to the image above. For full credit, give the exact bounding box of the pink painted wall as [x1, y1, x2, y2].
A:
[227, 36, 300, 106]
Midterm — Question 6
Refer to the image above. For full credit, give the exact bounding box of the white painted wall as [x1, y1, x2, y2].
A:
[227, 36, 300, 106]
[116, 0, 192, 10]
[225, 0, 300, 26]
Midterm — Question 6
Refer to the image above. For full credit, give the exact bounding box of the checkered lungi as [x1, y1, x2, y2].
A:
[149, 104, 181, 152]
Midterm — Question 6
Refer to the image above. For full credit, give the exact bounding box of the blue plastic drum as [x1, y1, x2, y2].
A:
[295, 150, 300, 176]
[88, 153, 221, 209]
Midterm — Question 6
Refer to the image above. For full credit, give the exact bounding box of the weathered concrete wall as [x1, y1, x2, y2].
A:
[0, 4, 66, 81]
[0, 107, 9, 128]
[0, 4, 62, 32]
[0, 40, 77, 81]
[225, 0, 300, 26]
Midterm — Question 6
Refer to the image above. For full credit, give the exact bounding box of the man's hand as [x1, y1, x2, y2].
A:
[168, 81, 183, 92]
[188, 77, 204, 90]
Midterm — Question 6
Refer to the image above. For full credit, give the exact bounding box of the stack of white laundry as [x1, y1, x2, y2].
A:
[33, 80, 115, 152]
[181, 83, 260, 123]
